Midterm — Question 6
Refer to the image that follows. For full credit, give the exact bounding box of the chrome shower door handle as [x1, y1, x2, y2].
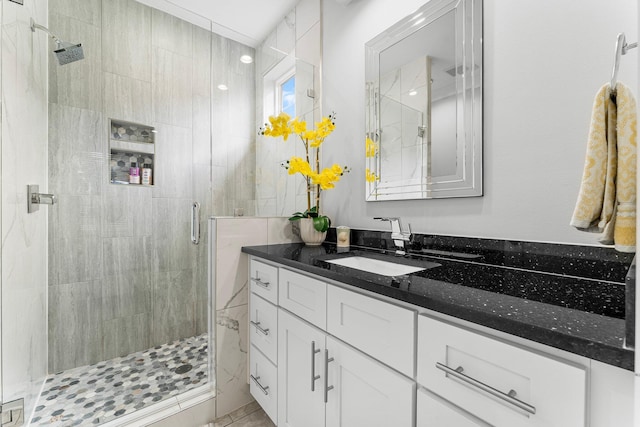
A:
[27, 184, 56, 213]
[191, 202, 200, 245]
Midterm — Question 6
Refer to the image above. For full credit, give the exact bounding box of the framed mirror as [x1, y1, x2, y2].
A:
[365, 0, 483, 200]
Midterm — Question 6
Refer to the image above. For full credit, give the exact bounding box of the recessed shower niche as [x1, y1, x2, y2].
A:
[109, 118, 155, 185]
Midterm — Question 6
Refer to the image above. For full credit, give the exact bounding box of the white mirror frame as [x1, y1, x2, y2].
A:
[365, 0, 483, 201]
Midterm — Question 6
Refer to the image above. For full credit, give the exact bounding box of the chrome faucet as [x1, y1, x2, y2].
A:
[374, 217, 412, 254]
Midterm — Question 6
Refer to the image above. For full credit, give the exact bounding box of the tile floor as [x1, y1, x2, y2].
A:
[208, 401, 275, 427]
[31, 334, 208, 426]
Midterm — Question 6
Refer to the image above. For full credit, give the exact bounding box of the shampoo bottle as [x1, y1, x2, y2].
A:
[141, 164, 153, 185]
[129, 162, 141, 184]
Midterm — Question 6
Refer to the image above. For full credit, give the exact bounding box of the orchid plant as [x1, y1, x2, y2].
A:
[260, 112, 349, 232]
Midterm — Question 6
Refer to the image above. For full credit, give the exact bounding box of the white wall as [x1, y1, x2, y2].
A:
[322, 0, 637, 245]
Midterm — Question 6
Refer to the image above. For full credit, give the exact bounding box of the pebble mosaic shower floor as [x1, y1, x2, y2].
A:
[30, 334, 209, 426]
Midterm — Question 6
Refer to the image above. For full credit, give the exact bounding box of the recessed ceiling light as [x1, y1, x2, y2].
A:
[240, 55, 253, 64]
[409, 90, 418, 96]
[217, 84, 228, 91]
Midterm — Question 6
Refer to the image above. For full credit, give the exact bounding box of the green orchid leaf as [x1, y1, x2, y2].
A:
[313, 216, 330, 232]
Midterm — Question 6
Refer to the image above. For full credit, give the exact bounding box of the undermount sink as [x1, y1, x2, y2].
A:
[326, 256, 437, 277]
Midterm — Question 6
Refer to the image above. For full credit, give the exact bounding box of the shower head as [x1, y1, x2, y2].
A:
[54, 42, 84, 65]
[30, 18, 85, 65]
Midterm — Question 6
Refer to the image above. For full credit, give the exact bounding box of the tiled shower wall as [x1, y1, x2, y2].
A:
[47, 0, 256, 373]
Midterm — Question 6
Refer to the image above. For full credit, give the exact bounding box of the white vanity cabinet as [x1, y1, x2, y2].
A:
[278, 307, 415, 427]
[247, 255, 632, 427]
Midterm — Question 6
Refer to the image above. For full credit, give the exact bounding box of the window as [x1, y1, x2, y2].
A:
[278, 73, 296, 117]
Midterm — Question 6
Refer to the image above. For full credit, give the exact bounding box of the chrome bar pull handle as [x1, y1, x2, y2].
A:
[27, 184, 56, 213]
[191, 202, 200, 245]
[250, 320, 270, 336]
[311, 341, 321, 391]
[435, 362, 536, 415]
[250, 277, 270, 289]
[250, 374, 269, 396]
[324, 349, 334, 403]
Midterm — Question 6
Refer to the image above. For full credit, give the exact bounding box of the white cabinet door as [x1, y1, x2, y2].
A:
[417, 387, 491, 427]
[278, 309, 326, 427]
[324, 336, 414, 427]
[279, 268, 327, 329]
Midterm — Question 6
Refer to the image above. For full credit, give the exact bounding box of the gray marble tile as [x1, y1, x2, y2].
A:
[48, 280, 103, 372]
[103, 236, 153, 277]
[212, 165, 230, 216]
[102, 184, 153, 237]
[193, 26, 212, 97]
[48, 103, 103, 196]
[51, 194, 103, 285]
[152, 47, 193, 128]
[102, 313, 152, 359]
[102, 269, 152, 321]
[152, 7, 193, 55]
[102, 0, 151, 82]
[193, 94, 212, 165]
[48, 12, 102, 111]
[211, 97, 231, 153]
[211, 34, 230, 94]
[50, 0, 101, 26]
[227, 137, 256, 204]
[152, 197, 196, 272]
[152, 269, 196, 346]
[151, 124, 193, 199]
[103, 71, 153, 126]
[227, 40, 255, 78]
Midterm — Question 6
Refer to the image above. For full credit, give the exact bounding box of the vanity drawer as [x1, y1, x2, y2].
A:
[250, 258, 278, 304]
[417, 387, 491, 427]
[250, 343, 278, 425]
[279, 268, 327, 329]
[327, 284, 415, 377]
[250, 292, 278, 364]
[417, 315, 586, 427]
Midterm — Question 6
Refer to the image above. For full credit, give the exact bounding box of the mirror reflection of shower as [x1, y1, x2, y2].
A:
[30, 17, 84, 65]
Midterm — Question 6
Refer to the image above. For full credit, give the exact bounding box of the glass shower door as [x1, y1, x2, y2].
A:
[1, 0, 50, 423]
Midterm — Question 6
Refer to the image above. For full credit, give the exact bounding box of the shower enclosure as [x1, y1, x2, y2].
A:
[1, 0, 255, 425]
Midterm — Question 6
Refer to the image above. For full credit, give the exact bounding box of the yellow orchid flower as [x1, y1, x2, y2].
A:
[365, 137, 378, 158]
[291, 118, 307, 135]
[366, 168, 379, 183]
[288, 156, 313, 176]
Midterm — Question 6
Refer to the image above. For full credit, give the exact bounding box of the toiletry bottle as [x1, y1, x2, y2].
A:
[141, 164, 153, 185]
[129, 162, 141, 184]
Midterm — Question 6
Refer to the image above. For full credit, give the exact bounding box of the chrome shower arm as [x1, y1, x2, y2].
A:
[30, 18, 62, 45]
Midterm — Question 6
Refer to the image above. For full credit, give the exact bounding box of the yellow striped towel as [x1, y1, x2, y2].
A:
[570, 82, 637, 252]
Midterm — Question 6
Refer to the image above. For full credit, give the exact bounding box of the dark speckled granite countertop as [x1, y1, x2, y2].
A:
[242, 231, 634, 371]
